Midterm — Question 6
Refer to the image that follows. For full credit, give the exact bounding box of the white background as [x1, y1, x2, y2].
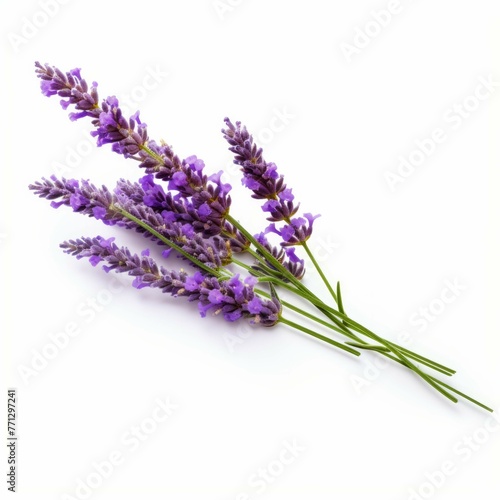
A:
[2, 1, 500, 499]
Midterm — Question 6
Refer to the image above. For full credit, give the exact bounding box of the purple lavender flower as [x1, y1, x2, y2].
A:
[91, 96, 148, 156]
[29, 175, 118, 222]
[266, 213, 321, 247]
[61, 236, 281, 325]
[35, 62, 100, 121]
[254, 233, 305, 280]
[33, 64, 303, 279]
[29, 176, 232, 269]
[115, 176, 249, 254]
[35, 62, 236, 237]
[138, 170, 232, 239]
[222, 118, 320, 247]
[135, 173, 301, 277]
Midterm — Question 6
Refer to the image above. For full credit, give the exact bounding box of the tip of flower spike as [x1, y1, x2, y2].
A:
[69, 67, 82, 80]
[304, 213, 321, 224]
[222, 117, 233, 129]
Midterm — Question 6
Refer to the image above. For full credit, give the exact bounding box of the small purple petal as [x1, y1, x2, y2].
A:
[198, 203, 211, 217]
[92, 206, 106, 220]
[185, 272, 204, 292]
[98, 236, 115, 249]
[69, 193, 89, 211]
[198, 301, 212, 317]
[181, 224, 195, 239]
[161, 210, 177, 223]
[278, 188, 294, 202]
[290, 217, 306, 228]
[185, 155, 205, 172]
[208, 289, 224, 304]
[132, 276, 149, 289]
[264, 223, 281, 236]
[69, 67, 82, 80]
[242, 177, 261, 190]
[247, 297, 263, 314]
[130, 111, 142, 125]
[304, 213, 321, 225]
[40, 80, 56, 97]
[244, 275, 258, 288]
[262, 199, 279, 213]
[280, 224, 295, 242]
[224, 310, 242, 322]
[263, 163, 278, 180]
[208, 170, 232, 195]
[285, 247, 302, 264]
[69, 111, 89, 121]
[169, 171, 187, 190]
[139, 174, 154, 189]
[254, 232, 268, 245]
[89, 255, 102, 267]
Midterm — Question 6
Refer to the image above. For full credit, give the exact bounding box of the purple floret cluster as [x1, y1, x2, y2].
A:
[222, 118, 320, 247]
[29, 63, 494, 412]
[35, 62, 232, 239]
[30, 62, 317, 326]
[61, 236, 281, 325]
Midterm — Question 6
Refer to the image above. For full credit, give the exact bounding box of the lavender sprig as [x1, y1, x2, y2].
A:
[29, 176, 232, 270]
[222, 118, 320, 247]
[61, 236, 281, 325]
[35, 62, 233, 238]
[222, 118, 336, 302]
[253, 232, 305, 280]
[34, 62, 307, 280]
[35, 62, 100, 121]
[30, 62, 493, 412]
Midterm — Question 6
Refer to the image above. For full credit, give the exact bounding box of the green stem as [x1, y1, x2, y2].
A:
[114, 205, 220, 278]
[279, 317, 360, 357]
[302, 241, 337, 303]
[262, 290, 455, 377]
[115, 212, 489, 410]
[226, 217, 362, 343]
[139, 144, 165, 166]
[426, 377, 493, 412]
[231, 257, 254, 273]
[260, 276, 466, 403]
[226, 215, 307, 289]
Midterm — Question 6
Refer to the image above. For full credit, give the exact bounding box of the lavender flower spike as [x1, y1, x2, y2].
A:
[29, 176, 233, 269]
[222, 118, 320, 247]
[61, 236, 281, 326]
[35, 62, 237, 238]
[35, 62, 100, 121]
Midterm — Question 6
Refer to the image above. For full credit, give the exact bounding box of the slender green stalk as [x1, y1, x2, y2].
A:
[279, 317, 360, 357]
[231, 257, 254, 274]
[426, 377, 493, 412]
[259, 277, 477, 404]
[276, 296, 454, 377]
[113, 205, 220, 277]
[252, 270, 456, 377]
[228, 218, 458, 379]
[302, 241, 337, 303]
[226, 215, 306, 288]
[116, 210, 490, 410]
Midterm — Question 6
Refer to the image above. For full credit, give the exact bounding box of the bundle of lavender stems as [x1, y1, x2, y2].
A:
[29, 62, 491, 412]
